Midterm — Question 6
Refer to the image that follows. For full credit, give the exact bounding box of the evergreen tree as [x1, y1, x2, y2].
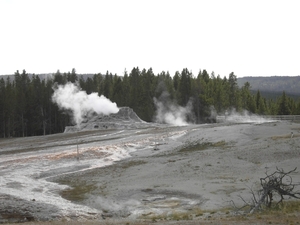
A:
[14, 70, 31, 136]
[27, 75, 43, 135]
[277, 91, 291, 115]
[128, 67, 142, 113]
[241, 82, 256, 113]
[228, 72, 240, 110]
[138, 68, 156, 121]
[0, 78, 6, 137]
[295, 101, 300, 114]
[53, 70, 66, 85]
[192, 70, 213, 122]
[156, 71, 175, 100]
[86, 77, 96, 94]
[121, 71, 130, 107]
[67, 68, 78, 83]
[201, 69, 210, 84]
[111, 75, 123, 106]
[93, 73, 104, 96]
[191, 75, 202, 123]
[255, 90, 267, 114]
[178, 68, 192, 106]
[45, 78, 55, 134]
[4, 77, 16, 137]
[1, 67, 300, 138]
[103, 71, 113, 98]
[79, 76, 86, 92]
[213, 75, 227, 113]
[173, 71, 180, 92]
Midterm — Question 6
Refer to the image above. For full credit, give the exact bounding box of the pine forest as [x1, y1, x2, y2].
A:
[0, 67, 300, 138]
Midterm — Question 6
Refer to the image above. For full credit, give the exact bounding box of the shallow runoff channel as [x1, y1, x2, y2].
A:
[0, 125, 188, 219]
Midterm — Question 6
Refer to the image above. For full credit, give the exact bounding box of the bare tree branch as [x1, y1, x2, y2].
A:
[236, 167, 300, 214]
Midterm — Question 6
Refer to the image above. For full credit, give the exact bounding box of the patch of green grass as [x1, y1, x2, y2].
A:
[121, 160, 146, 169]
[265, 201, 300, 214]
[147, 211, 193, 222]
[141, 207, 205, 221]
[179, 140, 227, 153]
[57, 160, 146, 202]
[60, 183, 97, 202]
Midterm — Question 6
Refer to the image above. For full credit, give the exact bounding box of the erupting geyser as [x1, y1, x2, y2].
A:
[52, 82, 119, 126]
[153, 91, 194, 126]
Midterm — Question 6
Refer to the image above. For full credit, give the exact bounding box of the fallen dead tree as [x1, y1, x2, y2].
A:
[235, 167, 300, 214]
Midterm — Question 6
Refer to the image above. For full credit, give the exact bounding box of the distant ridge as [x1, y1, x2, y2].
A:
[237, 76, 300, 96]
[2, 73, 300, 96]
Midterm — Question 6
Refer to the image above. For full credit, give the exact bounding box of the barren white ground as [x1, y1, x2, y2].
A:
[0, 120, 299, 222]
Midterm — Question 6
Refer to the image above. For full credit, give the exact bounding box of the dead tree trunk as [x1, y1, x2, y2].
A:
[251, 167, 300, 213]
[238, 167, 300, 214]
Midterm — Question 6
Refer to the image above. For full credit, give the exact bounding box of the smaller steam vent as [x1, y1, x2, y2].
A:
[64, 107, 146, 132]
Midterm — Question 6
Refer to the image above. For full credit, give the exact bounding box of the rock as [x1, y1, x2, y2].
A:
[101, 212, 113, 219]
[0, 194, 61, 223]
[64, 107, 147, 132]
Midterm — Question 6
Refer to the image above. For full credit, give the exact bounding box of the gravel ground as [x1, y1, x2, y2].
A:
[1, 120, 300, 224]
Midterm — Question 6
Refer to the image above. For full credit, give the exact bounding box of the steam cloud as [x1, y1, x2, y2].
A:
[52, 82, 119, 126]
[153, 91, 194, 126]
[223, 109, 275, 124]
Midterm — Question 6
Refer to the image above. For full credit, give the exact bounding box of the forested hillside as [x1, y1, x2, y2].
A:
[1, 68, 300, 138]
[237, 76, 300, 95]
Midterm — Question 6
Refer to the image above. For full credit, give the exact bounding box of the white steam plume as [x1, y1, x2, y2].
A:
[52, 82, 119, 126]
[223, 109, 276, 124]
[153, 91, 194, 126]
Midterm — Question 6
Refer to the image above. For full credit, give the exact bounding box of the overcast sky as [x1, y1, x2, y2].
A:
[0, 0, 299, 78]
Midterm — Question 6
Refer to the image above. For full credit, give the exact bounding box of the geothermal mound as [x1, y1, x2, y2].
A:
[64, 107, 147, 132]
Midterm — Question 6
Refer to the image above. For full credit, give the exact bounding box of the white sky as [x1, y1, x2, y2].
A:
[0, 0, 299, 78]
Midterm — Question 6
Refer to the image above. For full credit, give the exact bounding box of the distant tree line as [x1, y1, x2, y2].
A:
[0, 68, 300, 138]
